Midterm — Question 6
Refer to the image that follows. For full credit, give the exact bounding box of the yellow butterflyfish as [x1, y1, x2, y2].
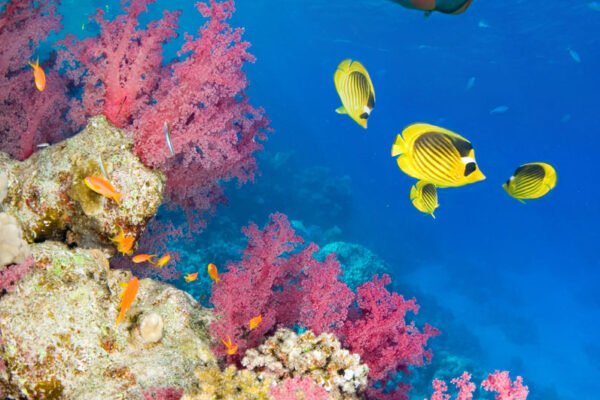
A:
[391, 123, 485, 188]
[410, 181, 438, 218]
[503, 162, 556, 203]
[333, 59, 375, 128]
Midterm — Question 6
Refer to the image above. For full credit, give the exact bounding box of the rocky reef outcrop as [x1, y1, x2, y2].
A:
[0, 116, 165, 255]
[0, 241, 216, 400]
[242, 328, 369, 399]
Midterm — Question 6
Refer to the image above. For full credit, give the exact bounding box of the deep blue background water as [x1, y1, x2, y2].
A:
[58, 0, 599, 398]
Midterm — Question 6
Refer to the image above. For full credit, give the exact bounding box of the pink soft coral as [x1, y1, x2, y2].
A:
[340, 274, 439, 397]
[270, 377, 330, 400]
[209, 213, 353, 360]
[0, 0, 76, 160]
[425, 372, 476, 400]
[481, 370, 529, 400]
[61, 0, 269, 229]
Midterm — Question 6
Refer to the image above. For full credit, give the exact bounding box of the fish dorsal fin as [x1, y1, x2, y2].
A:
[391, 134, 407, 157]
[334, 59, 352, 89]
[335, 106, 347, 114]
[409, 184, 418, 200]
[401, 123, 434, 147]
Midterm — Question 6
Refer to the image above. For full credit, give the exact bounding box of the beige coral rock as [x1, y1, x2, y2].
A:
[0, 115, 165, 254]
[0, 242, 217, 400]
[242, 328, 369, 399]
[0, 212, 30, 267]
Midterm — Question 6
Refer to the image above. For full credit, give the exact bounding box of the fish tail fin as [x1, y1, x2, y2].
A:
[335, 106, 347, 114]
[113, 193, 123, 206]
[28, 58, 39, 68]
[391, 134, 406, 157]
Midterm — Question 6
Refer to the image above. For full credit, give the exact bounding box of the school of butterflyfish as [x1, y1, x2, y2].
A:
[333, 61, 556, 218]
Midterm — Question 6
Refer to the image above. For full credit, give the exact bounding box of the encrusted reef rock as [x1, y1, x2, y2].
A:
[0, 116, 165, 254]
[242, 328, 369, 399]
[317, 242, 388, 290]
[0, 242, 216, 400]
[0, 172, 30, 266]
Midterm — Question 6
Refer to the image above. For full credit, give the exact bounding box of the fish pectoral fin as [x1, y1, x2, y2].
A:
[335, 106, 347, 114]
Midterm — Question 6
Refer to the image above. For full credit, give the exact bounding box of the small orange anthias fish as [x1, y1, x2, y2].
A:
[184, 272, 198, 282]
[131, 254, 156, 263]
[28, 58, 45, 91]
[249, 315, 262, 331]
[84, 176, 123, 206]
[221, 336, 238, 355]
[116, 276, 139, 327]
[207, 263, 219, 283]
[152, 254, 170, 269]
[110, 225, 135, 256]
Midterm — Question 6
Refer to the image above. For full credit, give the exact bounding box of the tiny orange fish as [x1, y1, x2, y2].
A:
[116, 276, 139, 327]
[84, 176, 123, 206]
[184, 272, 198, 282]
[28, 58, 46, 91]
[131, 254, 156, 263]
[221, 336, 238, 355]
[152, 254, 170, 269]
[207, 263, 219, 283]
[110, 225, 134, 255]
[249, 315, 262, 331]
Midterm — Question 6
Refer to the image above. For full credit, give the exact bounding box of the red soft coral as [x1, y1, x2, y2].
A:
[0, 0, 76, 160]
[481, 371, 529, 400]
[270, 377, 330, 400]
[0, 255, 35, 293]
[425, 372, 476, 400]
[209, 213, 353, 360]
[60, 0, 269, 230]
[340, 274, 440, 397]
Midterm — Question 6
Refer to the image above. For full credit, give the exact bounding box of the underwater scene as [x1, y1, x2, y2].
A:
[0, 0, 598, 399]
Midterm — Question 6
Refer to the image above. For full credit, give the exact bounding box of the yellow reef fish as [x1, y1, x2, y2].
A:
[221, 336, 238, 355]
[84, 176, 123, 206]
[28, 58, 46, 91]
[334, 59, 375, 129]
[184, 272, 198, 282]
[110, 225, 134, 256]
[249, 315, 262, 331]
[207, 263, 219, 283]
[131, 254, 156, 263]
[152, 254, 171, 269]
[391, 123, 485, 187]
[116, 276, 139, 327]
[503, 162, 557, 203]
[410, 181, 439, 218]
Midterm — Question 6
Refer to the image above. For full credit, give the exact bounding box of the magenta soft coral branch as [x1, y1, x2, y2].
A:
[59, 0, 270, 229]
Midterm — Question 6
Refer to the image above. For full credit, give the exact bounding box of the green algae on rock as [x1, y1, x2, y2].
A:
[0, 116, 165, 255]
[0, 242, 217, 400]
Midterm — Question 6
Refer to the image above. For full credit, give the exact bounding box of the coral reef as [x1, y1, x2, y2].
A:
[0, 115, 164, 253]
[317, 242, 389, 291]
[60, 0, 269, 229]
[242, 328, 369, 399]
[270, 376, 330, 400]
[0, 241, 216, 400]
[183, 364, 274, 400]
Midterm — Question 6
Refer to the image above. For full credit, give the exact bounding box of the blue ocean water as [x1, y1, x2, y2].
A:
[56, 0, 599, 398]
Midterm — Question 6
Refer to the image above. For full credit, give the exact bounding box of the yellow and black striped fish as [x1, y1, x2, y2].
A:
[410, 181, 438, 218]
[333, 59, 375, 129]
[503, 162, 556, 203]
[391, 123, 485, 187]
